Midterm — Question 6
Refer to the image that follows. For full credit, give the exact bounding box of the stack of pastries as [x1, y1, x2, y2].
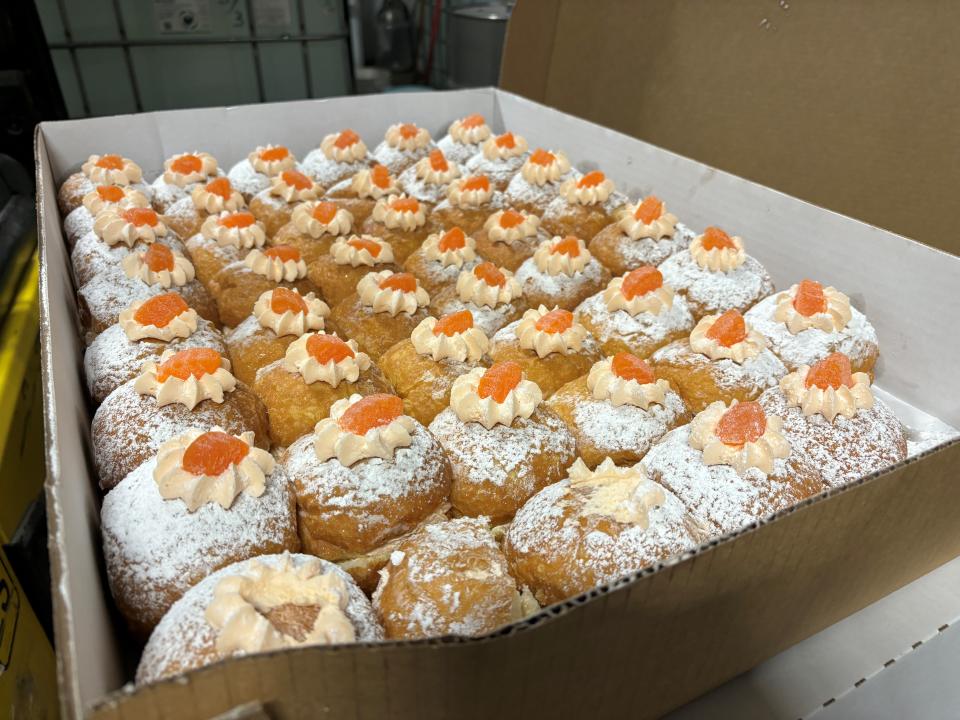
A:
[58, 115, 907, 686]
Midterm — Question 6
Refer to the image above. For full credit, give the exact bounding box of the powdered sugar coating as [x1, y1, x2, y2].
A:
[63, 205, 94, 246]
[372, 140, 436, 175]
[591, 222, 694, 271]
[71, 230, 185, 288]
[437, 135, 481, 165]
[397, 161, 465, 204]
[301, 150, 369, 189]
[503, 167, 580, 210]
[651, 340, 787, 394]
[464, 150, 528, 188]
[514, 253, 609, 310]
[575, 290, 695, 355]
[228, 158, 304, 198]
[432, 296, 524, 337]
[658, 250, 774, 319]
[151, 169, 224, 211]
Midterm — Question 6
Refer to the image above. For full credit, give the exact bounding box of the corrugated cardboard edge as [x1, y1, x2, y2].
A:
[498, 0, 558, 100]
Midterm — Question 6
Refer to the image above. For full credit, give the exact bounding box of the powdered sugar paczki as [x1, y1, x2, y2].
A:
[658, 250, 774, 318]
[575, 289, 694, 353]
[651, 339, 787, 394]
[604, 222, 695, 269]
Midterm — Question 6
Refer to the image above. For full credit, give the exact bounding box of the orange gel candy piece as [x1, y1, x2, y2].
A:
[306, 334, 354, 364]
[205, 177, 232, 199]
[793, 279, 828, 317]
[339, 394, 404, 435]
[438, 227, 466, 251]
[433, 310, 473, 336]
[701, 226, 736, 251]
[143, 243, 175, 272]
[312, 201, 338, 224]
[379, 272, 417, 293]
[281, 170, 313, 190]
[499, 209, 525, 228]
[551, 236, 581, 257]
[219, 211, 255, 228]
[428, 149, 449, 172]
[335, 129, 360, 149]
[621, 266, 663, 300]
[578, 171, 605, 188]
[347, 237, 382, 257]
[260, 146, 289, 162]
[270, 287, 307, 315]
[264, 245, 301, 262]
[371, 165, 391, 188]
[705, 309, 748, 347]
[495, 132, 516, 149]
[462, 176, 490, 192]
[460, 114, 485, 128]
[805, 352, 854, 390]
[611, 352, 655, 384]
[477, 361, 523, 403]
[132, 292, 189, 328]
[96, 185, 125, 203]
[529, 149, 555, 166]
[399, 123, 419, 139]
[534, 308, 573, 334]
[715, 401, 767, 446]
[182, 431, 249, 477]
[391, 197, 420, 213]
[121, 207, 158, 227]
[634, 196, 663, 224]
[156, 348, 222, 382]
[170, 154, 202, 175]
[474, 261, 506, 287]
[96, 154, 124, 170]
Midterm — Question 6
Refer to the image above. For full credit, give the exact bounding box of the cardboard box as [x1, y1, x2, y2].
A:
[36, 88, 960, 720]
[500, 0, 960, 257]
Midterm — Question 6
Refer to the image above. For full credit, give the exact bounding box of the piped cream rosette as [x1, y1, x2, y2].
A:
[448, 115, 491, 145]
[121, 247, 195, 289]
[320, 131, 368, 163]
[521, 150, 571, 186]
[268, 172, 321, 204]
[481, 133, 528, 161]
[414, 153, 461, 185]
[449, 366, 543, 430]
[586, 357, 670, 410]
[134, 349, 237, 410]
[330, 236, 395, 267]
[93, 206, 167, 247]
[253, 288, 329, 337]
[81, 154, 142, 185]
[244, 248, 308, 282]
[314, 394, 416, 466]
[384, 123, 431, 152]
[780, 366, 874, 422]
[774, 283, 853, 334]
[603, 275, 674, 316]
[456, 265, 522, 308]
[515, 306, 588, 358]
[248, 145, 296, 176]
[201, 212, 267, 250]
[119, 297, 199, 342]
[191, 180, 245, 214]
[559, 173, 615, 206]
[688, 401, 791, 476]
[567, 458, 666, 527]
[371, 194, 427, 231]
[291, 201, 354, 239]
[357, 270, 430, 316]
[410, 315, 489, 363]
[205, 555, 355, 656]
[689, 232, 746, 272]
[618, 200, 678, 241]
[484, 210, 540, 243]
[153, 428, 273, 511]
[533, 236, 591, 276]
[82, 186, 148, 216]
[420, 229, 477, 269]
[688, 314, 769, 364]
[446, 177, 493, 208]
[350, 168, 398, 199]
[284, 333, 370, 387]
[162, 152, 218, 186]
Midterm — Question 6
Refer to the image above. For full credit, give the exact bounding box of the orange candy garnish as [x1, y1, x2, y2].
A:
[378, 272, 418, 293]
[143, 243, 175, 272]
[495, 132, 516, 149]
[259, 146, 290, 162]
[534, 308, 574, 334]
[312, 201, 338, 224]
[462, 176, 490, 192]
[182, 431, 250, 477]
[428, 149, 449, 172]
[132, 292, 189, 328]
[391, 197, 420, 213]
[805, 352, 854, 390]
[793, 279, 828, 317]
[347, 237, 382, 257]
[715, 402, 767, 447]
[399, 124, 420, 139]
[371, 165, 391, 188]
[219, 211, 256, 228]
[433, 310, 473, 336]
[460, 114, 485, 128]
[205, 177, 233, 199]
[705, 309, 748, 348]
[96, 154, 124, 170]
[334, 129, 360, 149]
[550, 236, 581, 257]
[306, 333, 355, 364]
[529, 149, 555, 166]
[611, 352, 656, 384]
[477, 361, 523, 403]
[620, 266, 663, 300]
[701, 226, 736, 251]
[264, 245, 301, 263]
[634, 196, 663, 224]
[339, 394, 404, 436]
[281, 170, 313, 190]
[498, 209, 525, 228]
[170, 154, 202, 175]
[96, 185, 125, 203]
[156, 348, 222, 382]
[438, 227, 466, 251]
[474, 262, 506, 287]
[578, 171, 606, 188]
[121, 207, 158, 227]
[270, 287, 307, 315]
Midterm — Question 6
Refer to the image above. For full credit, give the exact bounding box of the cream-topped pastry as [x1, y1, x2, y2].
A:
[688, 400, 791, 475]
[413, 149, 461, 185]
[291, 201, 354, 238]
[206, 555, 356, 654]
[248, 145, 296, 176]
[481, 132, 528, 161]
[330, 235, 395, 267]
[411, 312, 489, 363]
[521, 149, 571, 186]
[447, 114, 491, 146]
[357, 270, 430, 316]
[484, 209, 540, 244]
[268, 170, 321, 204]
[384, 123, 431, 152]
[192, 178, 246, 214]
[82, 185, 149, 216]
[515, 306, 588, 358]
[604, 266, 674, 316]
[689, 310, 768, 364]
[121, 243, 195, 289]
[314, 393, 416, 466]
[559, 171, 615, 206]
[447, 176, 494, 208]
[320, 129, 368, 163]
[779, 353, 874, 422]
[253, 287, 329, 337]
[773, 280, 853, 334]
[162, 152, 218, 187]
[689, 226, 746, 272]
[456, 262, 522, 308]
[587, 354, 670, 410]
[533, 235, 591, 276]
[284, 332, 370, 386]
[420, 227, 477, 268]
[200, 211, 267, 249]
[449, 362, 543, 430]
[153, 428, 273, 511]
[81, 154, 142, 185]
[134, 348, 237, 410]
[619, 196, 678, 241]
[371, 194, 427, 231]
[93, 206, 167, 247]
[349, 165, 399, 200]
[567, 458, 666, 527]
[119, 292, 199, 342]
[244, 246, 308, 282]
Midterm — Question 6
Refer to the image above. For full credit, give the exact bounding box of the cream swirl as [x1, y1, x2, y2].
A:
[291, 202, 353, 238]
[780, 366, 874, 422]
[371, 194, 427, 231]
[93, 207, 167, 247]
[357, 270, 430, 316]
[567, 458, 666, 527]
[449, 366, 542, 430]
[81, 154, 142, 185]
[253, 289, 328, 337]
[349, 168, 398, 199]
[689, 231, 746, 272]
[134, 350, 237, 410]
[514, 306, 588, 358]
[521, 151, 571, 186]
[314, 394, 416, 466]
[82, 186, 148, 216]
[248, 145, 296, 176]
[120, 247, 195, 289]
[162, 152, 218, 186]
[619, 199, 678, 240]
[481, 133, 528, 161]
[329, 236, 394, 267]
[420, 229, 477, 268]
[447, 115, 491, 145]
[191, 181, 245, 214]
[446, 177, 493, 208]
[153, 428, 273, 511]
[384, 123, 431, 151]
[483, 210, 540, 243]
[533, 236, 591, 276]
[284, 333, 370, 386]
[603, 276, 674, 316]
[456, 265, 522, 308]
[119, 298, 198, 342]
[244, 248, 308, 282]
[689, 314, 769, 364]
[559, 173, 615, 206]
[773, 283, 853, 334]
[586, 358, 670, 410]
[200, 212, 267, 249]
[410, 315, 489, 363]
[414, 153, 461, 185]
[688, 401, 791, 476]
[268, 172, 321, 204]
[320, 131, 368, 163]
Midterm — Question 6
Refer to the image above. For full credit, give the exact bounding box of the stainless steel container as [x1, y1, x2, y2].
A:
[445, 4, 511, 88]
